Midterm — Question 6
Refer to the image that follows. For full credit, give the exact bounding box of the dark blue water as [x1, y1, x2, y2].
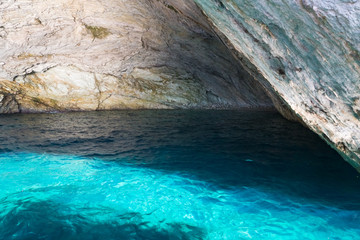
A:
[0, 110, 359, 239]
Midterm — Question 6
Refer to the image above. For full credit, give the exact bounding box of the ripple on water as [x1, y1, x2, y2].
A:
[0, 110, 359, 240]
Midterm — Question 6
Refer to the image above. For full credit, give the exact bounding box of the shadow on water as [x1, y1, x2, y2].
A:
[1, 198, 204, 240]
[0, 110, 360, 210]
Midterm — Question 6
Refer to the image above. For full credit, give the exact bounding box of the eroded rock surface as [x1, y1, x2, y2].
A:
[194, 0, 360, 170]
[0, 0, 272, 111]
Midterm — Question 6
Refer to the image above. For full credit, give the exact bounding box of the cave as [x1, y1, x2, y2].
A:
[0, 0, 360, 239]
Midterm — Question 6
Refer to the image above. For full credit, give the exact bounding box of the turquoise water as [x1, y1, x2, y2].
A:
[0, 110, 359, 239]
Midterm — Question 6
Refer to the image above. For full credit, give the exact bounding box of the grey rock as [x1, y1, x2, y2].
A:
[194, 0, 360, 170]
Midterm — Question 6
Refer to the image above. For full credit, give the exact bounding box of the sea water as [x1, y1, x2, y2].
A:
[0, 110, 359, 240]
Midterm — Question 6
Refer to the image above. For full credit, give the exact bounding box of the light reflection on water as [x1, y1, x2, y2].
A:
[0, 110, 359, 239]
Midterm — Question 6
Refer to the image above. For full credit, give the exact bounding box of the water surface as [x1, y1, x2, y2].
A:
[0, 110, 359, 239]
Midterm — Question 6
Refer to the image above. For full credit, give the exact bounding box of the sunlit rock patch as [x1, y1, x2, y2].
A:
[0, 0, 273, 112]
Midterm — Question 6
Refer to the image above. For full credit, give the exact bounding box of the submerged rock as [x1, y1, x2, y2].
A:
[193, 0, 360, 170]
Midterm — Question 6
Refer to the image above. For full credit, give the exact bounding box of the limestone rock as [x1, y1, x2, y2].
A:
[194, 0, 360, 170]
[0, 0, 273, 112]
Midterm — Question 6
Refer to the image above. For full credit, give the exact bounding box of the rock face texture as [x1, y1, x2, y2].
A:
[194, 0, 360, 170]
[0, 0, 272, 112]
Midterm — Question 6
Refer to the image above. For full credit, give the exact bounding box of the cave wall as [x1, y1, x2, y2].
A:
[193, 0, 360, 170]
[0, 0, 272, 112]
[2, 0, 360, 171]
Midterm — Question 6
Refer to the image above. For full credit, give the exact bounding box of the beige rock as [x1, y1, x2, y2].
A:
[0, 0, 273, 112]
